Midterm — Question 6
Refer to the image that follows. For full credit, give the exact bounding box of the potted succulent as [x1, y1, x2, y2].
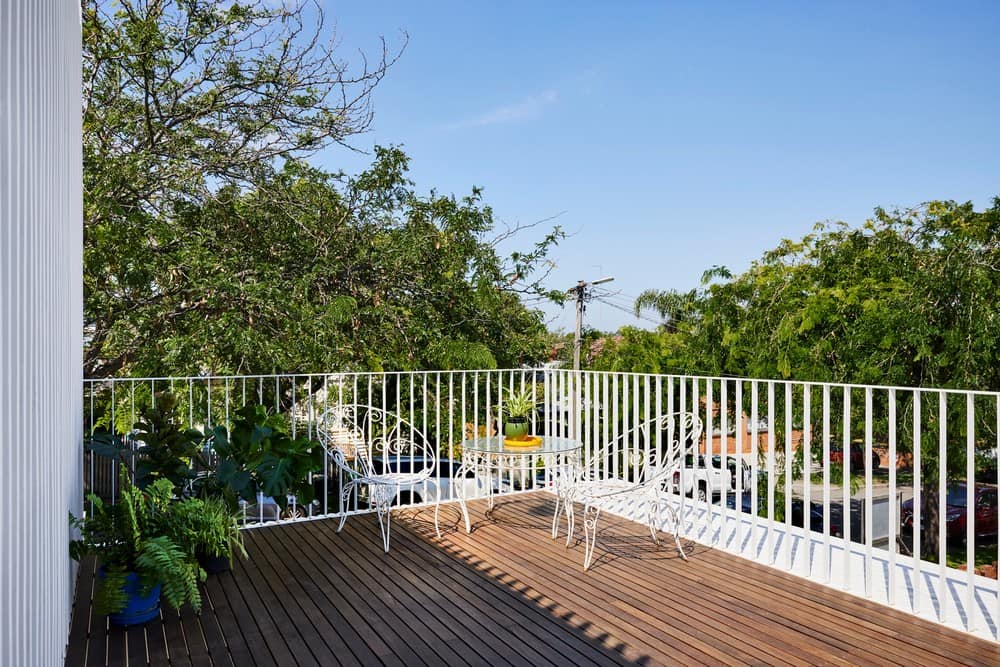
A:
[69, 465, 203, 626]
[169, 496, 247, 575]
[500, 387, 535, 440]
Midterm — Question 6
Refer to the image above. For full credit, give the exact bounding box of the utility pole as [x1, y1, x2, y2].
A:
[569, 276, 614, 371]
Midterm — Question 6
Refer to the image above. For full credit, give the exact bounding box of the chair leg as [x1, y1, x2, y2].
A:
[565, 502, 575, 547]
[582, 504, 601, 571]
[433, 499, 442, 539]
[664, 503, 687, 561]
[647, 499, 661, 547]
[551, 493, 562, 539]
[372, 486, 393, 553]
[337, 485, 354, 533]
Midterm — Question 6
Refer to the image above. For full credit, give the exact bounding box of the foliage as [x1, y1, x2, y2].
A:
[82, 1, 561, 379]
[85, 145, 561, 377]
[70, 466, 203, 614]
[633, 198, 1000, 557]
[81, 0, 398, 374]
[500, 387, 535, 419]
[660, 200, 1000, 390]
[204, 405, 323, 510]
[168, 496, 247, 566]
[87, 392, 208, 491]
[589, 327, 687, 375]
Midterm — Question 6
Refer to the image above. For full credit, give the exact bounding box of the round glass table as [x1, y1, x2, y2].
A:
[452, 435, 582, 533]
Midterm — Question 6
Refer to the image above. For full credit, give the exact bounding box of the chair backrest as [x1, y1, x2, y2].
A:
[315, 404, 436, 480]
[580, 411, 703, 486]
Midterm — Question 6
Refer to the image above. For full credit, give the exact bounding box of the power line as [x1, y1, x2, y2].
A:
[593, 297, 662, 325]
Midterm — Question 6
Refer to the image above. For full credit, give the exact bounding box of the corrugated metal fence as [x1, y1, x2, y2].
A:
[0, 1, 83, 664]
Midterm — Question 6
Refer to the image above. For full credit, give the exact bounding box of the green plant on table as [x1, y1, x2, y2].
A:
[500, 387, 536, 419]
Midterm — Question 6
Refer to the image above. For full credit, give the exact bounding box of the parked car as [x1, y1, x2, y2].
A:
[828, 442, 880, 474]
[900, 483, 998, 543]
[668, 454, 753, 502]
[725, 491, 846, 538]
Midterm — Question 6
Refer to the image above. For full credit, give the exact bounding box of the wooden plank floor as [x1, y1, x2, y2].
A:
[66, 492, 1000, 666]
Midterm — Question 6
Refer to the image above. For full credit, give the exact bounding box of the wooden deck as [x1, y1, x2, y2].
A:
[66, 492, 999, 666]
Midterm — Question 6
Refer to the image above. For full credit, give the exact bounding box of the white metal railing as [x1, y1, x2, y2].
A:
[83, 370, 549, 525]
[82, 368, 1000, 640]
[547, 369, 1000, 642]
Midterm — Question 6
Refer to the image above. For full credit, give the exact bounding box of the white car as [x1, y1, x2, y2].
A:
[668, 454, 754, 502]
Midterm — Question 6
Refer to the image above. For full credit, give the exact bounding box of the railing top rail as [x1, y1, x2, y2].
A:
[83, 367, 1000, 399]
[83, 368, 541, 384]
[555, 368, 1000, 399]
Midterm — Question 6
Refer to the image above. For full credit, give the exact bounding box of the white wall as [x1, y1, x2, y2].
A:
[0, 1, 83, 664]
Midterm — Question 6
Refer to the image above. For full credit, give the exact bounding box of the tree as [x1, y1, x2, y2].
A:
[83, 0, 404, 376]
[85, 147, 563, 377]
[636, 198, 1000, 557]
[83, 2, 564, 377]
[589, 327, 686, 375]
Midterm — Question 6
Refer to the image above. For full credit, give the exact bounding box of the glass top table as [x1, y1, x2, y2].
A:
[451, 435, 582, 534]
[460, 435, 583, 456]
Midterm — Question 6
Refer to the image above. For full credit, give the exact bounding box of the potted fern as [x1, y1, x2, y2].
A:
[500, 387, 535, 440]
[170, 496, 247, 574]
[70, 465, 204, 626]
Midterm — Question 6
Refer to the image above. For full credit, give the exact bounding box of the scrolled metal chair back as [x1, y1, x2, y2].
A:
[580, 411, 702, 486]
[316, 404, 436, 479]
[640, 411, 703, 487]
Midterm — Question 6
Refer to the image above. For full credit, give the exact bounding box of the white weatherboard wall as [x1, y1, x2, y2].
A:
[1, 0, 83, 664]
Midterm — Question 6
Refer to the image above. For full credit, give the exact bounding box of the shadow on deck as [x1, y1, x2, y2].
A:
[66, 492, 999, 666]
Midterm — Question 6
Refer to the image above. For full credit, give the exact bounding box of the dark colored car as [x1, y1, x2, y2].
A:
[829, 442, 880, 474]
[900, 483, 998, 542]
[725, 491, 845, 538]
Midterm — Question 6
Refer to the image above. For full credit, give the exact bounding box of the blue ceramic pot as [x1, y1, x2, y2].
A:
[100, 569, 162, 626]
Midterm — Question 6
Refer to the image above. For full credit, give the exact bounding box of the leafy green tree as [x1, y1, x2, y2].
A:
[637, 198, 1000, 557]
[589, 327, 686, 375]
[83, 1, 562, 377]
[86, 148, 562, 376]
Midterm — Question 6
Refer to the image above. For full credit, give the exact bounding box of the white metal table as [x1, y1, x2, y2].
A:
[451, 435, 582, 533]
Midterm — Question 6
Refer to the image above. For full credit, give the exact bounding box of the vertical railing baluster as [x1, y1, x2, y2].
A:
[913, 389, 922, 615]
[802, 384, 811, 578]
[720, 378, 729, 548]
[864, 387, 873, 597]
[785, 382, 793, 571]
[735, 380, 743, 555]
[888, 388, 897, 607]
[750, 381, 759, 551]
[766, 381, 775, 564]
[680, 378, 688, 532]
[843, 387, 852, 591]
[938, 390, 947, 624]
[966, 392, 975, 633]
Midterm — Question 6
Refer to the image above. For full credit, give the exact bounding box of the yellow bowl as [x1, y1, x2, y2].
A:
[504, 435, 542, 448]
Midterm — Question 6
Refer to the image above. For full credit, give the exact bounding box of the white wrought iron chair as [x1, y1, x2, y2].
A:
[557, 411, 703, 570]
[315, 404, 440, 552]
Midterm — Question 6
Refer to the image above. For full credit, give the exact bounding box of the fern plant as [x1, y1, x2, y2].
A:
[169, 496, 247, 565]
[70, 464, 204, 615]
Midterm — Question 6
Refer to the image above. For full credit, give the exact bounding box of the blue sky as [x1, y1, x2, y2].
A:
[318, 1, 1000, 333]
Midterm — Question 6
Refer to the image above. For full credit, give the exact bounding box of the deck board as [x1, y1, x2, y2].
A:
[66, 492, 1000, 666]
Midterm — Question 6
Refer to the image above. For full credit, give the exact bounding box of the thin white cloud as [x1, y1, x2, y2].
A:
[445, 89, 559, 130]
